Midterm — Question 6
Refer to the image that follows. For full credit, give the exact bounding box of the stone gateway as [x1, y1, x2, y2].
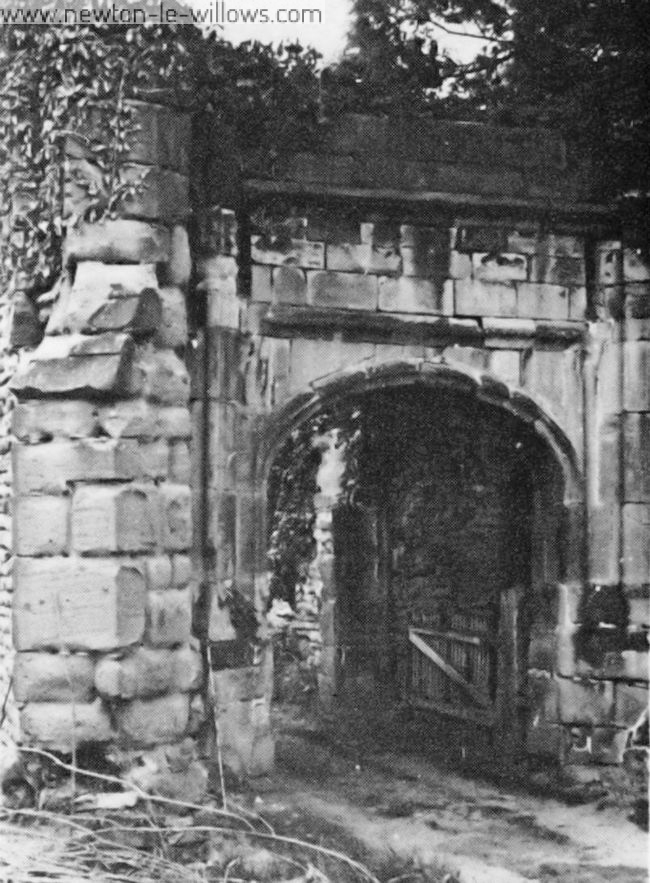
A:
[1, 107, 648, 794]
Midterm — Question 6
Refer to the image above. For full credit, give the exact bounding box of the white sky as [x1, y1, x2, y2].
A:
[199, 0, 484, 66]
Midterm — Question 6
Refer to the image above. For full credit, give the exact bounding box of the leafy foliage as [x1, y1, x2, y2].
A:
[0, 5, 203, 296]
[328, 0, 649, 209]
[267, 408, 362, 607]
[0, 4, 321, 298]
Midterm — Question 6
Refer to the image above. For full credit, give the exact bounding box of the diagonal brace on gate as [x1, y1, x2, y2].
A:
[408, 628, 491, 709]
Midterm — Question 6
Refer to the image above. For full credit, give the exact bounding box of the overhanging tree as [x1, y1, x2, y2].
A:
[327, 0, 649, 210]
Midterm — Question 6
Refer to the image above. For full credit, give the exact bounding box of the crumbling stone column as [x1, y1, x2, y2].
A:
[9, 101, 205, 781]
[311, 430, 347, 710]
[196, 209, 274, 776]
[555, 239, 650, 770]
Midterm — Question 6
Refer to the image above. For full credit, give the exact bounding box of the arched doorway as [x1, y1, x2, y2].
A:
[260, 360, 583, 763]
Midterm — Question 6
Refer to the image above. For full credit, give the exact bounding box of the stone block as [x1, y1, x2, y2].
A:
[627, 590, 650, 629]
[208, 601, 237, 643]
[488, 349, 520, 387]
[542, 234, 584, 259]
[13, 651, 95, 702]
[250, 265, 272, 303]
[214, 693, 273, 776]
[378, 277, 444, 314]
[251, 235, 324, 269]
[556, 625, 578, 677]
[442, 344, 488, 371]
[13, 557, 146, 652]
[516, 282, 569, 320]
[623, 341, 650, 411]
[11, 334, 135, 400]
[615, 684, 649, 729]
[205, 327, 245, 402]
[449, 250, 472, 279]
[594, 284, 625, 321]
[596, 244, 622, 285]
[622, 504, 650, 586]
[115, 693, 190, 746]
[623, 248, 650, 283]
[624, 413, 650, 503]
[472, 252, 527, 282]
[169, 441, 191, 484]
[237, 493, 259, 574]
[522, 346, 583, 451]
[145, 588, 192, 647]
[139, 349, 190, 405]
[145, 556, 173, 591]
[199, 255, 237, 293]
[212, 657, 272, 707]
[564, 724, 628, 765]
[13, 438, 141, 494]
[20, 699, 112, 750]
[172, 555, 192, 588]
[621, 650, 650, 681]
[272, 266, 307, 305]
[326, 243, 400, 275]
[557, 676, 615, 725]
[288, 338, 375, 394]
[122, 101, 191, 172]
[95, 647, 175, 699]
[307, 271, 378, 311]
[71, 484, 159, 554]
[454, 279, 517, 318]
[9, 291, 42, 348]
[118, 166, 189, 223]
[13, 400, 98, 442]
[625, 283, 650, 319]
[455, 225, 507, 254]
[399, 227, 448, 278]
[528, 671, 559, 722]
[156, 286, 187, 349]
[48, 262, 160, 335]
[569, 287, 587, 320]
[506, 228, 540, 255]
[160, 484, 192, 552]
[527, 628, 556, 672]
[14, 496, 69, 556]
[166, 225, 192, 288]
[530, 254, 585, 287]
[171, 645, 203, 692]
[483, 317, 536, 348]
[96, 401, 191, 440]
[64, 220, 171, 265]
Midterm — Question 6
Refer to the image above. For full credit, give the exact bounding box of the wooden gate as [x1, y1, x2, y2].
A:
[405, 611, 497, 727]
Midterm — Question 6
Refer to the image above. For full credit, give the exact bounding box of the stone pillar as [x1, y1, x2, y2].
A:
[557, 240, 649, 770]
[197, 209, 274, 776]
[9, 101, 205, 786]
[311, 430, 346, 710]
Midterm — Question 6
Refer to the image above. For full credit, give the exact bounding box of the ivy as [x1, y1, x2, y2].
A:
[267, 406, 362, 609]
[0, 6, 321, 301]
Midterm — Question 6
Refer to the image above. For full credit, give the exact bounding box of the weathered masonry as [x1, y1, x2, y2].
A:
[2, 106, 648, 786]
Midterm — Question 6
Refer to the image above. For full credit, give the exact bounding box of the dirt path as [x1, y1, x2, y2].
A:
[248, 726, 648, 883]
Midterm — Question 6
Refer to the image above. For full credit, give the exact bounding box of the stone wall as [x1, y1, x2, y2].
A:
[0, 317, 18, 747]
[234, 114, 648, 774]
[3, 108, 647, 783]
[8, 101, 205, 771]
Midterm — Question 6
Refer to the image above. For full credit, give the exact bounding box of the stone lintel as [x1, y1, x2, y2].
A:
[244, 178, 614, 227]
[259, 304, 586, 349]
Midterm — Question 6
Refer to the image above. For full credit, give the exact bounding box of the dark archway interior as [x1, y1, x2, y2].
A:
[268, 382, 565, 756]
